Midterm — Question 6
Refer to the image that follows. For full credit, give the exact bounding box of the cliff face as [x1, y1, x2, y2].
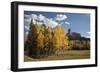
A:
[66, 28, 90, 40]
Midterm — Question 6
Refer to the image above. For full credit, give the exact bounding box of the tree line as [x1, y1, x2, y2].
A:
[24, 19, 90, 58]
[24, 20, 68, 57]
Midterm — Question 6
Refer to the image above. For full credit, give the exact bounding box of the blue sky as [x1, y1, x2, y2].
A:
[24, 11, 90, 38]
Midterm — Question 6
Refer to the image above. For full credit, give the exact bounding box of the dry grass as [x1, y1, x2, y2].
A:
[24, 50, 90, 62]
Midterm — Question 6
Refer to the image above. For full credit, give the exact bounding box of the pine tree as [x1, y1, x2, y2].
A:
[26, 18, 41, 56]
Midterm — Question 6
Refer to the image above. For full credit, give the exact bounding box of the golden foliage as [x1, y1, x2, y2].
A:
[37, 31, 44, 49]
[26, 23, 69, 56]
[52, 25, 68, 49]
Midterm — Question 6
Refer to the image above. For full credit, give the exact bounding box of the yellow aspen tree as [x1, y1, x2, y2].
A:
[52, 25, 68, 49]
[52, 33, 60, 49]
[37, 31, 44, 49]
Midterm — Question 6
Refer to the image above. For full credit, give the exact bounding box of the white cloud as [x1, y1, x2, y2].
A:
[24, 18, 31, 23]
[32, 19, 36, 24]
[81, 32, 90, 38]
[37, 22, 43, 25]
[24, 18, 31, 30]
[25, 25, 29, 31]
[24, 14, 38, 26]
[65, 21, 70, 25]
[55, 14, 67, 21]
[24, 14, 59, 28]
[86, 32, 90, 38]
[44, 18, 58, 28]
[38, 14, 45, 21]
[86, 32, 90, 35]
[31, 14, 38, 20]
[31, 14, 59, 28]
[24, 14, 30, 18]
